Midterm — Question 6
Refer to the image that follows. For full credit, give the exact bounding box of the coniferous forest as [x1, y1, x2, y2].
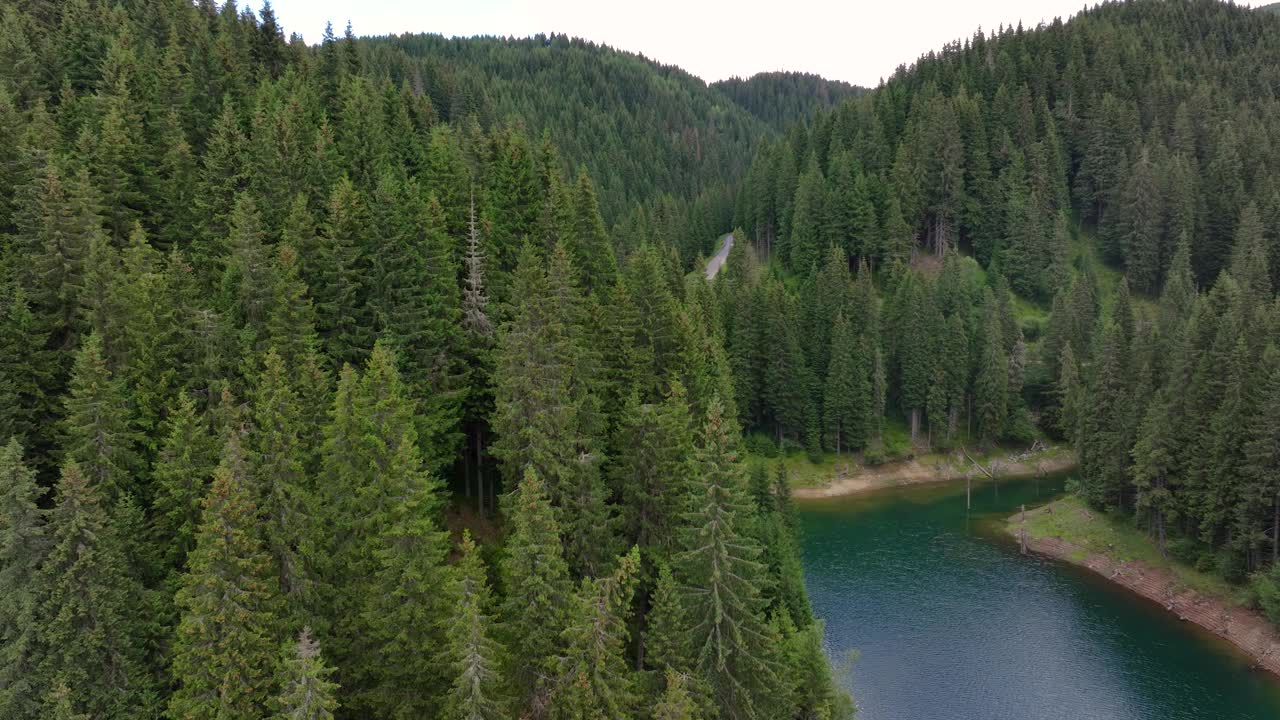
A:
[0, 1, 849, 719]
[4, 0, 1280, 719]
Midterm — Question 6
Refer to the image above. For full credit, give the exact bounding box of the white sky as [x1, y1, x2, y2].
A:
[266, 0, 1265, 87]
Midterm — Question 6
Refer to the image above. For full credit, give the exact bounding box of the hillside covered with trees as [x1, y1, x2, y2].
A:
[712, 71, 865, 131]
[360, 31, 773, 235]
[0, 1, 850, 719]
[730, 0, 1280, 614]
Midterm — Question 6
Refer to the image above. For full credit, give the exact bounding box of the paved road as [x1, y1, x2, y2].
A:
[704, 233, 734, 280]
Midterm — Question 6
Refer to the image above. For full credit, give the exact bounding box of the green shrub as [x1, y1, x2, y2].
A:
[744, 432, 779, 458]
[1251, 565, 1280, 626]
[1213, 549, 1248, 584]
[1165, 537, 1202, 566]
[863, 442, 888, 466]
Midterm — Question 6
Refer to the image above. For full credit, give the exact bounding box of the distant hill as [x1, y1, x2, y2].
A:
[1259, 2, 1280, 14]
[712, 71, 866, 130]
[363, 33, 770, 223]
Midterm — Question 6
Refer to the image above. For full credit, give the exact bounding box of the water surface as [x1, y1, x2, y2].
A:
[799, 474, 1280, 720]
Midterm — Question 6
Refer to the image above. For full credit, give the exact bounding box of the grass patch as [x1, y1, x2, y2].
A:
[1015, 496, 1237, 599]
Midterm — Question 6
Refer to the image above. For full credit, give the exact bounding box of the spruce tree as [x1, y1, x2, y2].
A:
[551, 547, 641, 720]
[676, 398, 779, 720]
[250, 350, 314, 622]
[440, 533, 509, 720]
[60, 332, 139, 503]
[644, 561, 693, 674]
[823, 311, 870, 453]
[974, 293, 1009, 447]
[0, 285, 50, 459]
[0, 440, 45, 720]
[499, 467, 572, 702]
[150, 392, 218, 573]
[273, 628, 339, 720]
[169, 435, 282, 720]
[609, 384, 696, 555]
[569, 167, 618, 292]
[35, 462, 151, 720]
[491, 244, 613, 575]
[653, 671, 701, 720]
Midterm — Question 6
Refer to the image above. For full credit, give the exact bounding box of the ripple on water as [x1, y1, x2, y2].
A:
[800, 475, 1280, 720]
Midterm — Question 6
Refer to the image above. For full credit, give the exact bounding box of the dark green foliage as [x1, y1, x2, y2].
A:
[169, 435, 281, 720]
[677, 398, 780, 720]
[440, 533, 509, 720]
[60, 332, 140, 503]
[499, 468, 572, 702]
[0, 441, 45, 720]
[713, 71, 864, 131]
[36, 462, 152, 720]
[551, 546, 641, 719]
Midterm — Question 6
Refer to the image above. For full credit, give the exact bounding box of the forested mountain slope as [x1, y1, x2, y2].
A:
[362, 32, 771, 228]
[728, 0, 1280, 611]
[0, 1, 850, 719]
[713, 71, 865, 131]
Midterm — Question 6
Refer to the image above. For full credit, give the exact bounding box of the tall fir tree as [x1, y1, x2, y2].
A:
[676, 398, 779, 720]
[35, 462, 152, 720]
[0, 440, 46, 720]
[273, 628, 340, 720]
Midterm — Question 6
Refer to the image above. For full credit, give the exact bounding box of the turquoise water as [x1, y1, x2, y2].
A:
[799, 474, 1280, 720]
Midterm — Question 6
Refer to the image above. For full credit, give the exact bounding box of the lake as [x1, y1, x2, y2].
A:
[799, 473, 1280, 720]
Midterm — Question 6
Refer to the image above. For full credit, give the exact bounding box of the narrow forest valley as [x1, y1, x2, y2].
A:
[2, 0, 1280, 719]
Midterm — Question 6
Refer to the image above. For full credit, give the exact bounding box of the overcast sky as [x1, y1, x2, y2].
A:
[266, 0, 1263, 87]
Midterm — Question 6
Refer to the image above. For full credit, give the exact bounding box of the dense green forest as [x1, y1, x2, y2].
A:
[7, 0, 1280, 718]
[731, 0, 1280, 616]
[711, 72, 864, 131]
[0, 1, 850, 719]
[359, 31, 769, 236]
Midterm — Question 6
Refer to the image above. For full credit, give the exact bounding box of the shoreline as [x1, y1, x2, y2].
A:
[1011, 502, 1280, 679]
[792, 449, 1077, 499]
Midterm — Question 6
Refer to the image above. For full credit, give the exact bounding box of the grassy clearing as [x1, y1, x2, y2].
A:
[1014, 495, 1237, 599]
[746, 425, 1072, 490]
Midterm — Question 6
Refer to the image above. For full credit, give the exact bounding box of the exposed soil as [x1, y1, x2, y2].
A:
[1022, 534, 1280, 679]
[792, 451, 1077, 499]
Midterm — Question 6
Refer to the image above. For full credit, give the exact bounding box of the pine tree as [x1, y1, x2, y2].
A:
[440, 533, 509, 720]
[0, 440, 45, 720]
[677, 398, 779, 720]
[36, 462, 151, 720]
[273, 628, 339, 720]
[499, 467, 572, 702]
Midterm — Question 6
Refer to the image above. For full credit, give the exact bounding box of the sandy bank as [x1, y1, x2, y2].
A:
[792, 449, 1077, 499]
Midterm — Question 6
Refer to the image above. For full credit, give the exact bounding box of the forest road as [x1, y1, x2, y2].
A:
[705, 233, 734, 279]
